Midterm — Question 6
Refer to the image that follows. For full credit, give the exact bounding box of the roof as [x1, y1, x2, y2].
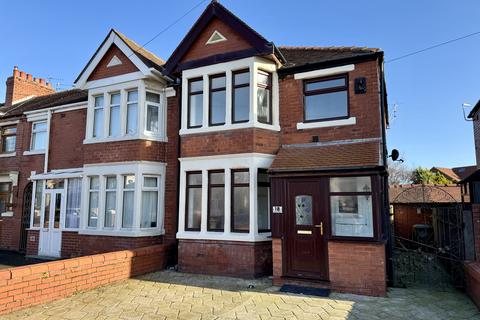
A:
[0, 89, 87, 118]
[278, 46, 382, 71]
[75, 29, 166, 84]
[163, 1, 284, 74]
[269, 142, 380, 172]
[390, 184, 462, 204]
[468, 100, 480, 118]
[431, 166, 476, 182]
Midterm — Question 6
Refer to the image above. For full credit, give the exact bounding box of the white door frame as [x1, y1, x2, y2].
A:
[38, 187, 65, 257]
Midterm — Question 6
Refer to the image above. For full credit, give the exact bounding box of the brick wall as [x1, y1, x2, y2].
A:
[87, 44, 139, 81]
[181, 128, 280, 157]
[0, 245, 168, 315]
[328, 241, 386, 296]
[83, 140, 167, 164]
[278, 60, 382, 145]
[465, 262, 480, 309]
[181, 18, 252, 63]
[178, 239, 272, 278]
[272, 238, 283, 278]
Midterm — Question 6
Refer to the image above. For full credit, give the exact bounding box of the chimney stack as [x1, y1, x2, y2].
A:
[4, 66, 55, 107]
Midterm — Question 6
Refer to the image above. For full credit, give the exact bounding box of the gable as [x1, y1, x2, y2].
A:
[87, 44, 139, 81]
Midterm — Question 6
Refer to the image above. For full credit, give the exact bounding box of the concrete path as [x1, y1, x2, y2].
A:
[1, 270, 479, 320]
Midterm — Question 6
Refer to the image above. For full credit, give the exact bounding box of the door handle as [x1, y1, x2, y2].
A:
[315, 222, 323, 235]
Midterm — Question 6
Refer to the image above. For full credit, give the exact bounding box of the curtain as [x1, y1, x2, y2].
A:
[66, 178, 81, 228]
[141, 191, 158, 228]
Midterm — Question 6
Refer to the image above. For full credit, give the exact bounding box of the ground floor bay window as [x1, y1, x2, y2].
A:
[177, 153, 274, 241]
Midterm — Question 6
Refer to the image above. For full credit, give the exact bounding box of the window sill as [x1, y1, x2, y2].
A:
[176, 231, 272, 242]
[83, 134, 167, 144]
[23, 150, 46, 156]
[296, 117, 356, 130]
[180, 122, 280, 135]
[0, 152, 16, 158]
[78, 228, 164, 237]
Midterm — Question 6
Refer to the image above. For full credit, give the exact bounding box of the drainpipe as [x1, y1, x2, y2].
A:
[44, 109, 52, 174]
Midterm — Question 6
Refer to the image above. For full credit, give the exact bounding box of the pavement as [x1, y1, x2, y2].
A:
[1, 270, 479, 320]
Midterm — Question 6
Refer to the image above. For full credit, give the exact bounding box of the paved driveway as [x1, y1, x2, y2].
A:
[2, 270, 479, 320]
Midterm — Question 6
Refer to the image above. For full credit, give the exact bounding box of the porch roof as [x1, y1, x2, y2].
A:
[269, 141, 381, 172]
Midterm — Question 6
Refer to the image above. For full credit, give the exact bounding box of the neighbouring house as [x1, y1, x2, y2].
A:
[0, 1, 389, 296]
[431, 166, 476, 183]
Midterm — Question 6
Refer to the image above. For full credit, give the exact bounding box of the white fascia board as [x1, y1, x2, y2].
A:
[83, 72, 145, 90]
[294, 64, 355, 80]
[0, 120, 20, 127]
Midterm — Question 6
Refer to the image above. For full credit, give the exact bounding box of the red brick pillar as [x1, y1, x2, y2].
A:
[472, 204, 480, 261]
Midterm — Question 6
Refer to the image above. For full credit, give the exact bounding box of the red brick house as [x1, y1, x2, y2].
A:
[0, 1, 389, 296]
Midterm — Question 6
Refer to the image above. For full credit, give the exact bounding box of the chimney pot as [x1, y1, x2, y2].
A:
[19, 71, 26, 79]
[13, 66, 19, 78]
[26, 74, 32, 81]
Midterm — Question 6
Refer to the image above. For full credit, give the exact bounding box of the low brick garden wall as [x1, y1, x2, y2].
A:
[0, 244, 169, 315]
[465, 261, 480, 309]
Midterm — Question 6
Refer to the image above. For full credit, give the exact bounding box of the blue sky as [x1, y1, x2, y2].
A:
[0, 0, 478, 169]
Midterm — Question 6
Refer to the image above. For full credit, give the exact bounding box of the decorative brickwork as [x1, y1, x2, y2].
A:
[0, 245, 168, 315]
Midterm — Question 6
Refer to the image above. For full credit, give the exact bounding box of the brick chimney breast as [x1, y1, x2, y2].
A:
[4, 66, 56, 106]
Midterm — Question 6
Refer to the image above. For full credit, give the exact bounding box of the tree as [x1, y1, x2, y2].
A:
[411, 167, 453, 185]
[388, 160, 413, 185]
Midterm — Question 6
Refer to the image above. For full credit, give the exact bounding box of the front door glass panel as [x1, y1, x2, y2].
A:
[43, 193, 51, 228]
[295, 195, 312, 225]
[53, 193, 61, 229]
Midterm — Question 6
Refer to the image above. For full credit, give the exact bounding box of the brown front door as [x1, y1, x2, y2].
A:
[286, 180, 328, 280]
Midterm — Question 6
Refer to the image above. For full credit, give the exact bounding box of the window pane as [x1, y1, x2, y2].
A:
[234, 72, 249, 85]
[105, 191, 116, 228]
[306, 78, 345, 91]
[233, 186, 249, 232]
[0, 182, 10, 192]
[33, 122, 47, 131]
[122, 191, 134, 228]
[258, 186, 270, 231]
[95, 95, 104, 108]
[189, 94, 203, 127]
[33, 181, 43, 227]
[330, 177, 372, 193]
[331, 195, 373, 237]
[257, 87, 270, 123]
[66, 178, 81, 229]
[124, 175, 135, 189]
[233, 171, 249, 184]
[257, 72, 269, 86]
[141, 191, 158, 228]
[146, 92, 160, 103]
[127, 103, 138, 134]
[210, 90, 226, 125]
[208, 186, 224, 230]
[88, 192, 98, 228]
[106, 176, 117, 189]
[296, 195, 312, 225]
[127, 90, 138, 102]
[211, 76, 226, 89]
[144, 177, 158, 188]
[305, 91, 348, 121]
[190, 79, 203, 92]
[210, 172, 224, 185]
[3, 127, 16, 135]
[53, 193, 61, 229]
[233, 86, 249, 122]
[188, 173, 202, 186]
[109, 106, 120, 136]
[258, 171, 269, 183]
[46, 179, 64, 189]
[146, 105, 159, 132]
[90, 177, 100, 190]
[110, 92, 120, 105]
[32, 131, 47, 150]
[43, 193, 51, 228]
[3, 136, 16, 153]
[186, 187, 201, 229]
[93, 108, 104, 138]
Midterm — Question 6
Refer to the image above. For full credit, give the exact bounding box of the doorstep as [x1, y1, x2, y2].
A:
[273, 275, 332, 290]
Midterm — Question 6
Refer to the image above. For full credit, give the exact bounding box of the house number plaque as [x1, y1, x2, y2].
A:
[272, 206, 283, 214]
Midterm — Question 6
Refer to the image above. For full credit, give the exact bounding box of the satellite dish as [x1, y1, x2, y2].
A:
[390, 149, 400, 161]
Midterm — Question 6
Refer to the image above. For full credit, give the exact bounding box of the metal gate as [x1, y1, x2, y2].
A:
[19, 182, 32, 253]
[391, 184, 469, 289]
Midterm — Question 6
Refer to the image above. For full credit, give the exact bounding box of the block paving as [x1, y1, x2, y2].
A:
[1, 270, 479, 320]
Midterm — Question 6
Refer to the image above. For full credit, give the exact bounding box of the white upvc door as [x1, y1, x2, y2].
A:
[38, 189, 64, 257]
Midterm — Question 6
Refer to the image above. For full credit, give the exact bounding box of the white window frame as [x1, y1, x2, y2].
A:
[177, 153, 274, 242]
[84, 80, 168, 144]
[30, 121, 47, 152]
[140, 175, 161, 229]
[144, 91, 164, 136]
[180, 57, 280, 135]
[79, 162, 166, 237]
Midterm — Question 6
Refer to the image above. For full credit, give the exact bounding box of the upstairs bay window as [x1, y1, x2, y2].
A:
[209, 74, 226, 126]
[109, 93, 121, 137]
[188, 79, 203, 128]
[126, 90, 138, 135]
[1, 126, 16, 153]
[31, 121, 47, 151]
[304, 75, 349, 122]
[146, 92, 161, 133]
[93, 96, 104, 138]
[232, 70, 250, 123]
[257, 71, 272, 124]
